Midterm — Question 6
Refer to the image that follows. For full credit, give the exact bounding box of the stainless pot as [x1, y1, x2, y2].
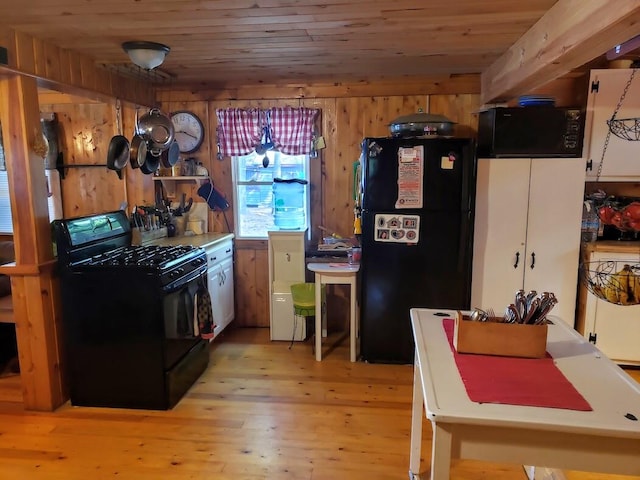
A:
[389, 113, 455, 137]
[137, 108, 175, 151]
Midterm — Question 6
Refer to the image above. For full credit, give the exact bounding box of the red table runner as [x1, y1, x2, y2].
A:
[443, 319, 592, 411]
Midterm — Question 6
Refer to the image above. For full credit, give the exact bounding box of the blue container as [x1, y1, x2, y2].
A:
[273, 178, 307, 230]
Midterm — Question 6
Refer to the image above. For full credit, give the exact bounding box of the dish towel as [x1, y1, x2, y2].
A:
[443, 319, 592, 411]
[196, 280, 215, 340]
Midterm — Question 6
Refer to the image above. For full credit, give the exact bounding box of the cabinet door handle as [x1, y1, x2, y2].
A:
[530, 252, 536, 269]
[513, 251, 520, 269]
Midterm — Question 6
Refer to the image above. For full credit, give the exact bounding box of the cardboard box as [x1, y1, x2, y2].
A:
[453, 311, 548, 358]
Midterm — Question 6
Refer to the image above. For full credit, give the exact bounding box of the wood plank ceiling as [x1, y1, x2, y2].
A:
[2, 0, 640, 103]
[0, 0, 559, 89]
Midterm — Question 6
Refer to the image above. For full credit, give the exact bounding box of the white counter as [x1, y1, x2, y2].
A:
[148, 232, 234, 249]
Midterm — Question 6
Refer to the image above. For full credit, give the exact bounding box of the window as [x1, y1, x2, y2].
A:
[231, 150, 310, 239]
[0, 170, 62, 234]
[0, 171, 12, 234]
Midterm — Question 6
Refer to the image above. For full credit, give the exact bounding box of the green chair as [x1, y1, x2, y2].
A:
[290, 283, 324, 348]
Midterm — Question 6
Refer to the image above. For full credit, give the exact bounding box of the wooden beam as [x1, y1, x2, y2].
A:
[1, 29, 155, 106]
[481, 0, 640, 103]
[157, 74, 481, 102]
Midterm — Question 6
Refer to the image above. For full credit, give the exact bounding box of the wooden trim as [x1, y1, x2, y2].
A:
[481, 0, 640, 103]
[157, 74, 481, 102]
[0, 259, 58, 276]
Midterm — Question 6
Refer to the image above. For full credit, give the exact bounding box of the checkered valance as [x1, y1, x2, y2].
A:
[216, 107, 319, 157]
[215, 108, 263, 157]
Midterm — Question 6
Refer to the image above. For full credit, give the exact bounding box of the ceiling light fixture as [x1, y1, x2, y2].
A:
[122, 41, 170, 70]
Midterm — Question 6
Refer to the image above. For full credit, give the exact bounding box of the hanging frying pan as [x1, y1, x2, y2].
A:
[107, 100, 130, 171]
[140, 148, 161, 175]
[129, 135, 147, 169]
[107, 135, 130, 170]
[160, 140, 180, 168]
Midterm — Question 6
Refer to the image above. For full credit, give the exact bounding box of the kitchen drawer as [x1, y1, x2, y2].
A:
[205, 239, 233, 265]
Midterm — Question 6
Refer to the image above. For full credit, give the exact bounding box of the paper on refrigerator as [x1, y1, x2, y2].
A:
[395, 145, 423, 209]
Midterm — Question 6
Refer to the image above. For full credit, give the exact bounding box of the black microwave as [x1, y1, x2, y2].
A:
[477, 107, 584, 158]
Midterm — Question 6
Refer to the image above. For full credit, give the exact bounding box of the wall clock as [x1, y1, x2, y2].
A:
[171, 111, 205, 154]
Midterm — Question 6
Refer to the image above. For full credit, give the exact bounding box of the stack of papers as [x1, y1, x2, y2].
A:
[317, 242, 351, 250]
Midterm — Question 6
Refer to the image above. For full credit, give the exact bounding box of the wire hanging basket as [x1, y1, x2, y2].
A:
[606, 68, 640, 142]
[607, 116, 640, 141]
[580, 260, 640, 306]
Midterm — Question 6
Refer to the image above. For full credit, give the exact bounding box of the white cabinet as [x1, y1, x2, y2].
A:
[583, 250, 640, 366]
[205, 239, 235, 338]
[268, 230, 307, 341]
[471, 157, 585, 325]
[584, 68, 640, 181]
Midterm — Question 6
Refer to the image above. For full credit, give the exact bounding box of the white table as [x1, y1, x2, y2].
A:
[409, 308, 640, 480]
[307, 262, 360, 362]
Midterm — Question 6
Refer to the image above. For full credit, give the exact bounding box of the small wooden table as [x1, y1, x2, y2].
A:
[307, 262, 359, 362]
[409, 308, 640, 480]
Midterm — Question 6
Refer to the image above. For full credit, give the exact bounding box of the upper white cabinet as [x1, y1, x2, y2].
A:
[584, 68, 640, 181]
[471, 157, 585, 325]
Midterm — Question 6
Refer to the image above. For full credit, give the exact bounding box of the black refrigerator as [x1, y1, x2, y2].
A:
[359, 136, 477, 363]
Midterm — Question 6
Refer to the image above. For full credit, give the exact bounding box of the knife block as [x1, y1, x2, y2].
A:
[453, 311, 548, 358]
[132, 227, 168, 246]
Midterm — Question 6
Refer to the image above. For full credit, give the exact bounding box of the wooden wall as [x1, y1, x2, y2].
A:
[38, 85, 482, 329]
[39, 95, 154, 218]
[38, 70, 589, 330]
[160, 93, 482, 328]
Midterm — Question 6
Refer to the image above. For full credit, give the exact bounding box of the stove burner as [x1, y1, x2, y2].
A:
[83, 245, 201, 269]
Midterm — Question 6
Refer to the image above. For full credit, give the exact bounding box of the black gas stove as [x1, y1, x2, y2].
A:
[52, 210, 210, 410]
[76, 244, 207, 288]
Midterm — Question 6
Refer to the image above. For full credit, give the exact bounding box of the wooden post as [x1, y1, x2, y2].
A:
[0, 73, 66, 411]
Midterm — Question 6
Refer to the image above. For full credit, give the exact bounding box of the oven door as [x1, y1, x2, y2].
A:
[162, 267, 207, 370]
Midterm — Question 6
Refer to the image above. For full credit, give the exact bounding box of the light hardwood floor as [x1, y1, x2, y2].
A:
[0, 327, 638, 480]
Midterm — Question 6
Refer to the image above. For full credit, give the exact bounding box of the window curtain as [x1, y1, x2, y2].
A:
[216, 107, 319, 157]
[215, 108, 263, 157]
[269, 107, 318, 155]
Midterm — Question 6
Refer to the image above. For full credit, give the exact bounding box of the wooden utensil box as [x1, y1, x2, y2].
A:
[453, 311, 548, 358]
